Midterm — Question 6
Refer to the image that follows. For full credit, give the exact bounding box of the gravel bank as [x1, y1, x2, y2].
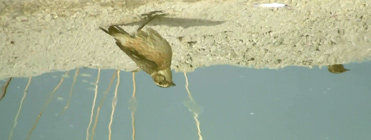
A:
[0, 0, 370, 79]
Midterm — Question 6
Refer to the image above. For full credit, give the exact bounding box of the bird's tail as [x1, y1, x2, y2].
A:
[100, 25, 130, 37]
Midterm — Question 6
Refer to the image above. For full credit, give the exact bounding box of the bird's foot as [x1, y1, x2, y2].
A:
[140, 10, 168, 20]
[136, 11, 168, 32]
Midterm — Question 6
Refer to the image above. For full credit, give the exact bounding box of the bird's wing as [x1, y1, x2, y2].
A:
[136, 28, 173, 67]
[115, 41, 158, 74]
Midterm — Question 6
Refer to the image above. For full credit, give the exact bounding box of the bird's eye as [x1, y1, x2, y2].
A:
[157, 75, 166, 81]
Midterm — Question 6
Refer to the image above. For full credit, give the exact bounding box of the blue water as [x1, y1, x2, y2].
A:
[0, 63, 370, 140]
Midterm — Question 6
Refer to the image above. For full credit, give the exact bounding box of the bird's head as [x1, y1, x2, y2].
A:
[151, 68, 175, 88]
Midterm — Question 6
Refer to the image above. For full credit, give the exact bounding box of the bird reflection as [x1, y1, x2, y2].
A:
[100, 11, 175, 88]
[328, 64, 350, 74]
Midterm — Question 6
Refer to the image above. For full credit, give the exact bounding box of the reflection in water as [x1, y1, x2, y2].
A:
[4, 65, 357, 140]
[0, 77, 12, 102]
[26, 71, 69, 140]
[61, 68, 79, 114]
[129, 72, 137, 140]
[86, 69, 100, 140]
[4, 69, 142, 140]
[328, 64, 350, 74]
[108, 70, 120, 140]
[184, 72, 203, 140]
[8, 77, 31, 140]
[90, 71, 117, 140]
[1, 62, 370, 139]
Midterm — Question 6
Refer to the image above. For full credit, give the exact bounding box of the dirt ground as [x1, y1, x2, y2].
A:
[0, 0, 370, 79]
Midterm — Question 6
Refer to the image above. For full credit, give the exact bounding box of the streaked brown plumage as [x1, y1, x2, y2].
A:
[100, 14, 175, 87]
[328, 64, 350, 74]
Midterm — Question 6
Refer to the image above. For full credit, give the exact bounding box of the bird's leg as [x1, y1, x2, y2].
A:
[140, 10, 166, 18]
[137, 10, 168, 32]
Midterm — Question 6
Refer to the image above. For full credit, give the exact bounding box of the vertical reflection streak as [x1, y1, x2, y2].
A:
[26, 71, 69, 140]
[86, 69, 100, 140]
[61, 68, 79, 114]
[184, 72, 203, 140]
[8, 77, 31, 140]
[91, 71, 117, 140]
[130, 72, 137, 140]
[108, 70, 120, 140]
[0, 77, 12, 102]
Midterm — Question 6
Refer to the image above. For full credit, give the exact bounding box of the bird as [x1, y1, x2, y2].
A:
[100, 13, 175, 87]
[327, 64, 350, 74]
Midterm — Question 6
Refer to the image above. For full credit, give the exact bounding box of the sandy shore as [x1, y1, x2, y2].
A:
[0, 0, 370, 79]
